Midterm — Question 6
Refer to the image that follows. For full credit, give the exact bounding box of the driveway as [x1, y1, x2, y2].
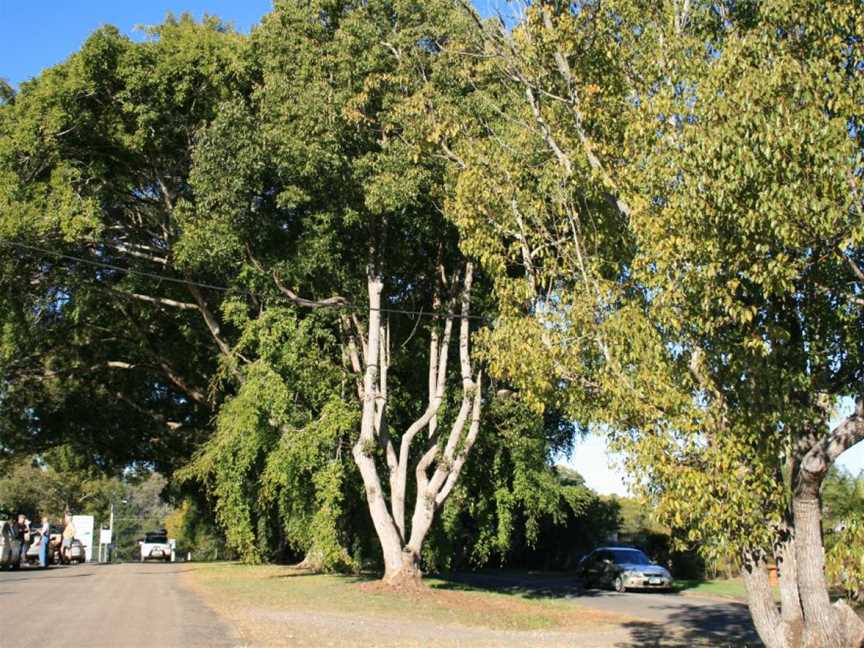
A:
[0, 563, 239, 648]
[443, 571, 762, 647]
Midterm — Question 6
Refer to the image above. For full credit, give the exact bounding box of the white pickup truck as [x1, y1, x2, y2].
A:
[139, 531, 174, 562]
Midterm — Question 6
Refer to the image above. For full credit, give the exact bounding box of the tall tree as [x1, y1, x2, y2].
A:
[178, 0, 500, 586]
[0, 15, 248, 472]
[451, 1, 864, 646]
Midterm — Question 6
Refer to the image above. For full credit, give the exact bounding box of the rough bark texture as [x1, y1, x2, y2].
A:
[793, 494, 843, 648]
[743, 406, 864, 648]
[743, 556, 789, 648]
[777, 534, 804, 647]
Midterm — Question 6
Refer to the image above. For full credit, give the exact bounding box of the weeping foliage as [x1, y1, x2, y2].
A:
[260, 401, 358, 570]
[179, 308, 358, 567]
[424, 397, 591, 571]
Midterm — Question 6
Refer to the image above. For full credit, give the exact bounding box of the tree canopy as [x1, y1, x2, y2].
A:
[3, 1, 864, 644]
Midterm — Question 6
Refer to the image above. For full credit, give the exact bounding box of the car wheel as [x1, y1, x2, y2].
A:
[614, 575, 626, 593]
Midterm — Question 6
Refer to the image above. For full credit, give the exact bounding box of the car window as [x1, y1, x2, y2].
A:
[593, 551, 611, 563]
[144, 533, 168, 544]
[610, 549, 651, 565]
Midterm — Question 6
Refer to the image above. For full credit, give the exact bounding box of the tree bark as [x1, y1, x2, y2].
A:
[793, 493, 844, 648]
[776, 533, 804, 647]
[351, 272, 405, 580]
[743, 554, 789, 648]
[781, 407, 864, 648]
[350, 262, 482, 588]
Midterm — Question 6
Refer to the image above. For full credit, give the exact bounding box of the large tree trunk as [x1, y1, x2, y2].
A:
[743, 554, 790, 648]
[351, 272, 407, 580]
[792, 410, 864, 648]
[350, 263, 483, 587]
[744, 410, 864, 648]
[777, 533, 804, 647]
[792, 492, 844, 648]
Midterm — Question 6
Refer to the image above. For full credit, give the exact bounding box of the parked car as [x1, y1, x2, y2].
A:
[577, 546, 673, 592]
[47, 524, 64, 565]
[139, 531, 173, 562]
[62, 538, 86, 565]
[0, 521, 22, 570]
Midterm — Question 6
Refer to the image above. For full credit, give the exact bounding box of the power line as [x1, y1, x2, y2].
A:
[0, 238, 490, 322]
[0, 239, 234, 292]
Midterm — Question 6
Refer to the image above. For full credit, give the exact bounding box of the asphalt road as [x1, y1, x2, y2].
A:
[0, 562, 238, 648]
[445, 571, 762, 647]
[1, 562, 761, 648]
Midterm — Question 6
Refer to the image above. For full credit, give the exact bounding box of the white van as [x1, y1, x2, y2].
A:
[139, 531, 174, 562]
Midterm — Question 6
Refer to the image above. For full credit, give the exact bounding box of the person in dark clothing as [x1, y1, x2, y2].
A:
[13, 513, 28, 566]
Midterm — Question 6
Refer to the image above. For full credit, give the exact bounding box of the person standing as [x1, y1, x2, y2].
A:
[38, 516, 50, 567]
[14, 513, 28, 566]
[61, 512, 76, 563]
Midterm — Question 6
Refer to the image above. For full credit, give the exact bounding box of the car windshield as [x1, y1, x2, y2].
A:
[145, 533, 168, 544]
[610, 549, 651, 565]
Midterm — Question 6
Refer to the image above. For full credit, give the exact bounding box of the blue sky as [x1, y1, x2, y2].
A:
[0, 0, 500, 87]
[1, 0, 271, 87]
[3, 0, 863, 496]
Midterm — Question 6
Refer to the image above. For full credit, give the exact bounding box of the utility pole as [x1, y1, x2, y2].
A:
[100, 499, 123, 563]
[105, 498, 127, 562]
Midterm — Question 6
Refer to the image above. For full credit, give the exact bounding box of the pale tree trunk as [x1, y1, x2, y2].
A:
[793, 490, 844, 648]
[741, 533, 805, 648]
[350, 262, 483, 587]
[351, 271, 405, 579]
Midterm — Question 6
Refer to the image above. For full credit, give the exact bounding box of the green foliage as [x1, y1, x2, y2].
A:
[452, 0, 864, 577]
[827, 516, 864, 600]
[823, 467, 864, 528]
[823, 468, 864, 597]
[0, 446, 121, 518]
[164, 497, 226, 561]
[614, 0, 864, 565]
[178, 306, 359, 567]
[0, 14, 247, 473]
[424, 399, 590, 571]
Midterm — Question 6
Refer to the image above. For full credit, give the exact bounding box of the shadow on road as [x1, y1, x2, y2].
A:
[614, 605, 761, 647]
[0, 572, 93, 582]
[433, 571, 600, 599]
[435, 571, 762, 647]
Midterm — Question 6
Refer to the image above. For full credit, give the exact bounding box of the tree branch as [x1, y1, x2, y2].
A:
[106, 287, 198, 311]
[272, 272, 351, 310]
[799, 397, 864, 493]
[186, 285, 233, 357]
[32, 361, 138, 381]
